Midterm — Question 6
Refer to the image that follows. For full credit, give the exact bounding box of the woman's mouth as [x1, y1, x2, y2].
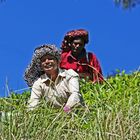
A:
[44, 63, 53, 69]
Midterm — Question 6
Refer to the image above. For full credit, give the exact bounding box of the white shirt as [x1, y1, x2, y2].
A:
[28, 69, 83, 110]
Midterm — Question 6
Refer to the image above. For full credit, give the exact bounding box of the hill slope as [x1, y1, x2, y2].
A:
[0, 71, 140, 140]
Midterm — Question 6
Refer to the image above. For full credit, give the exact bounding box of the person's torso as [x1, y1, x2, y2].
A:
[60, 52, 92, 80]
[39, 69, 78, 107]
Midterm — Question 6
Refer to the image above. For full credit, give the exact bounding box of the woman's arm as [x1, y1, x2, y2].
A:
[28, 81, 42, 110]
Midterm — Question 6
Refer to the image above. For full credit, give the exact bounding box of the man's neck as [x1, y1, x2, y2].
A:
[47, 69, 59, 82]
[71, 49, 86, 59]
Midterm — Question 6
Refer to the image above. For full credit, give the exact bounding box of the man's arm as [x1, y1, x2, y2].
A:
[28, 81, 42, 110]
[65, 75, 82, 108]
[89, 52, 104, 83]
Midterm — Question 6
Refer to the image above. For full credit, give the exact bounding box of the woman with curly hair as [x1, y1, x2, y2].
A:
[24, 44, 84, 112]
[60, 29, 104, 83]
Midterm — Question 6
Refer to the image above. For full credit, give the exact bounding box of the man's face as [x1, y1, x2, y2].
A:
[40, 55, 58, 74]
[71, 38, 85, 55]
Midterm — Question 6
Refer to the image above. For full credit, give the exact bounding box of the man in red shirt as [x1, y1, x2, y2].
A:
[60, 29, 104, 83]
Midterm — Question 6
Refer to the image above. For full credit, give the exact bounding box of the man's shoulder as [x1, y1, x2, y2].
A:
[87, 52, 95, 56]
[33, 76, 43, 86]
[62, 69, 79, 78]
[87, 52, 98, 60]
[65, 69, 79, 77]
[34, 77, 41, 83]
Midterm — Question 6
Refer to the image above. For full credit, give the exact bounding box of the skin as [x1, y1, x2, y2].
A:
[40, 55, 59, 81]
[71, 38, 85, 57]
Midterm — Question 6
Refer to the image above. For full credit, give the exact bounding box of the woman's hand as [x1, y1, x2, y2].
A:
[63, 105, 71, 113]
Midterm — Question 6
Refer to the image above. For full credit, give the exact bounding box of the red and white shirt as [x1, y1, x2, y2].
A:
[60, 51, 103, 83]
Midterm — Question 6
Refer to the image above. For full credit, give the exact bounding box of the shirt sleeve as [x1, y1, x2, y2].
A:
[89, 52, 104, 83]
[65, 70, 82, 108]
[28, 80, 42, 110]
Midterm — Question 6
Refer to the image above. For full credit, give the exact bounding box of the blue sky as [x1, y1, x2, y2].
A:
[0, 0, 140, 97]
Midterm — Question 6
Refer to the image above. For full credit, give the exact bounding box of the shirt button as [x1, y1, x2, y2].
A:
[77, 69, 79, 72]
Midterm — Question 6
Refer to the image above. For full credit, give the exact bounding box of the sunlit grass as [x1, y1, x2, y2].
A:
[0, 71, 140, 140]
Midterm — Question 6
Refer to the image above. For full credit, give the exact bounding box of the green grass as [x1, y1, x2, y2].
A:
[0, 71, 140, 140]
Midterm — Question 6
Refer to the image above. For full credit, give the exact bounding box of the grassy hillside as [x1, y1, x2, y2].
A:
[0, 71, 140, 140]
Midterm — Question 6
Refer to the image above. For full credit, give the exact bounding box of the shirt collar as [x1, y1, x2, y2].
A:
[41, 68, 66, 83]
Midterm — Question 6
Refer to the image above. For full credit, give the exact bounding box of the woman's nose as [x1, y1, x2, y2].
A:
[44, 59, 49, 63]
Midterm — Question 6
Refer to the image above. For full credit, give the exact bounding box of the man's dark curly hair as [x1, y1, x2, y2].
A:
[61, 29, 89, 52]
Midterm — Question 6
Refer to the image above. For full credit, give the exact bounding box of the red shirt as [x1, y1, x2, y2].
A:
[60, 51, 104, 83]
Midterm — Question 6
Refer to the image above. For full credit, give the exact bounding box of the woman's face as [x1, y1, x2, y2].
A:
[71, 38, 85, 55]
[40, 55, 58, 74]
